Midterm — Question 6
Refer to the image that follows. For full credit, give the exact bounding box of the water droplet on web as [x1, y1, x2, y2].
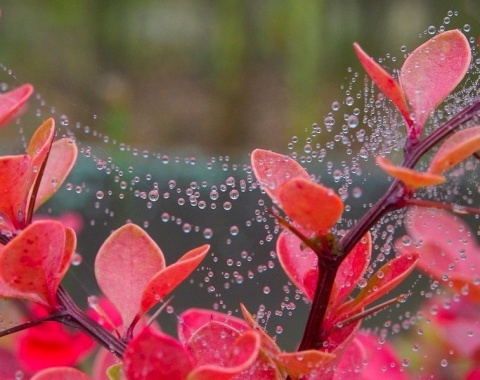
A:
[440, 359, 448, 368]
[96, 191, 104, 199]
[148, 190, 159, 202]
[71, 253, 83, 266]
[427, 25, 436, 35]
[203, 228, 213, 239]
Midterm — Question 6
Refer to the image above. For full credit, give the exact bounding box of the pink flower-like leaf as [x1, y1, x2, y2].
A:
[278, 177, 343, 235]
[251, 149, 309, 201]
[95, 224, 166, 329]
[428, 125, 480, 175]
[0, 220, 74, 308]
[354, 43, 413, 129]
[95, 224, 209, 331]
[124, 328, 194, 380]
[179, 308, 248, 345]
[187, 322, 262, 380]
[31, 367, 91, 380]
[376, 156, 445, 189]
[0, 84, 34, 128]
[400, 30, 471, 132]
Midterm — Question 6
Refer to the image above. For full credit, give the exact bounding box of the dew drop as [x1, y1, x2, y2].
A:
[203, 228, 213, 239]
[71, 253, 83, 266]
[148, 190, 159, 202]
[427, 25, 436, 35]
[96, 191, 104, 200]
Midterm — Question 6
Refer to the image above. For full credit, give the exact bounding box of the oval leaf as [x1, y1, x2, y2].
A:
[0, 84, 34, 128]
[95, 224, 166, 329]
[0, 154, 32, 229]
[35, 137, 78, 210]
[278, 177, 343, 234]
[354, 43, 413, 129]
[124, 328, 194, 380]
[251, 149, 309, 201]
[0, 220, 66, 308]
[429, 125, 480, 174]
[139, 244, 209, 318]
[376, 156, 445, 188]
[27, 118, 55, 169]
[277, 229, 317, 301]
[400, 30, 471, 131]
[279, 350, 335, 380]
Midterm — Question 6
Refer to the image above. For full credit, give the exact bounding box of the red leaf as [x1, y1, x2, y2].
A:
[124, 328, 194, 380]
[277, 229, 317, 301]
[0, 84, 34, 128]
[0, 221, 67, 308]
[429, 125, 480, 175]
[35, 136, 78, 210]
[400, 30, 471, 131]
[342, 252, 419, 315]
[95, 224, 166, 329]
[353, 43, 413, 129]
[278, 177, 343, 234]
[30, 367, 91, 380]
[0, 154, 32, 229]
[27, 118, 55, 171]
[328, 233, 372, 313]
[278, 350, 335, 380]
[140, 244, 209, 317]
[251, 149, 309, 201]
[376, 156, 445, 189]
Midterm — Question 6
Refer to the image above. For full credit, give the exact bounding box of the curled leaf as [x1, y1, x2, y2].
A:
[376, 156, 445, 188]
[354, 43, 413, 129]
[278, 177, 343, 234]
[140, 244, 209, 316]
[251, 149, 309, 201]
[429, 125, 480, 174]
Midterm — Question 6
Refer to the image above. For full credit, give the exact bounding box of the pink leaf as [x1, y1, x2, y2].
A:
[0, 154, 32, 229]
[251, 149, 309, 201]
[0, 221, 67, 308]
[0, 84, 34, 128]
[429, 125, 480, 175]
[277, 229, 317, 301]
[95, 224, 166, 329]
[27, 118, 55, 170]
[278, 178, 343, 234]
[30, 367, 91, 380]
[187, 322, 262, 380]
[334, 333, 408, 379]
[376, 156, 445, 189]
[400, 30, 471, 131]
[328, 233, 372, 312]
[35, 137, 78, 210]
[178, 308, 248, 345]
[342, 252, 419, 315]
[353, 43, 413, 129]
[140, 244, 209, 317]
[124, 328, 194, 380]
[401, 208, 480, 301]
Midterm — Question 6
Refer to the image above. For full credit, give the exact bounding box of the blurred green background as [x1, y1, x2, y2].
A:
[0, 0, 478, 154]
